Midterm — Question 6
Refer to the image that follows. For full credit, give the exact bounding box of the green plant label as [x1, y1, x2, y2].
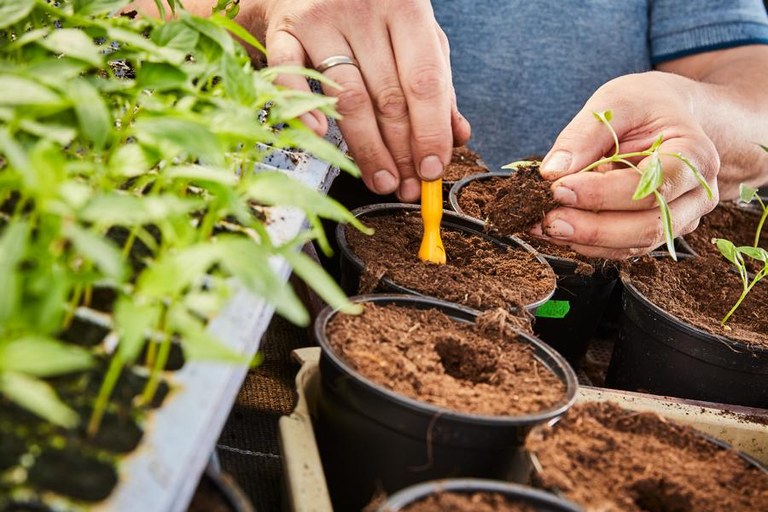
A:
[534, 300, 570, 319]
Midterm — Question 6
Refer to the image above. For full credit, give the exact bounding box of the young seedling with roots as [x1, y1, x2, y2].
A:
[579, 111, 714, 260]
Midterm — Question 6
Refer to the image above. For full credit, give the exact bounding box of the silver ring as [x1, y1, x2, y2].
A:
[315, 55, 359, 73]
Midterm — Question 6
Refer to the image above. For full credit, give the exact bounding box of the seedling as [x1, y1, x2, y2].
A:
[712, 238, 768, 326]
[580, 111, 713, 260]
[738, 182, 767, 248]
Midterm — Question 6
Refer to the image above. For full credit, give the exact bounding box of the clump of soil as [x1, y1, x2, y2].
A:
[345, 211, 556, 311]
[683, 202, 768, 273]
[399, 491, 536, 512]
[443, 146, 488, 182]
[457, 174, 611, 276]
[627, 255, 767, 347]
[527, 401, 768, 511]
[326, 303, 567, 416]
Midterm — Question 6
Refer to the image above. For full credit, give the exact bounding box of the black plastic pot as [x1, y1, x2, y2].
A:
[336, 203, 556, 314]
[605, 258, 768, 408]
[377, 478, 582, 512]
[313, 294, 578, 512]
[448, 174, 618, 367]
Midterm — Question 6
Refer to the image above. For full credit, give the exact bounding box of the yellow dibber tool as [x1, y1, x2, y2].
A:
[418, 179, 446, 264]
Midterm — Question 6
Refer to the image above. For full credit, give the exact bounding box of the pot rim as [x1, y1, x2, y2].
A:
[377, 478, 582, 512]
[315, 293, 579, 427]
[336, 202, 556, 311]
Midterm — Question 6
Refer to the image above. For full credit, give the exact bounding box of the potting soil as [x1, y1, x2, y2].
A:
[443, 146, 488, 182]
[398, 491, 537, 512]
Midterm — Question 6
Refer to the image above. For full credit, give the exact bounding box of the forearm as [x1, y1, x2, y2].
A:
[658, 45, 768, 198]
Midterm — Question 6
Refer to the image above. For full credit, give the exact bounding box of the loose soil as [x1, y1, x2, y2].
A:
[443, 145, 488, 183]
[683, 202, 768, 273]
[627, 255, 767, 347]
[398, 491, 536, 512]
[345, 211, 556, 311]
[481, 162, 554, 236]
[326, 303, 567, 416]
[456, 174, 612, 276]
[527, 401, 768, 512]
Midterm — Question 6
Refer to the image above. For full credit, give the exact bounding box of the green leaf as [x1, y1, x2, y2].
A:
[221, 53, 256, 104]
[18, 119, 77, 146]
[138, 244, 221, 298]
[209, 13, 266, 54]
[737, 245, 768, 263]
[593, 110, 612, 123]
[106, 26, 187, 65]
[0, 336, 94, 377]
[0, 0, 34, 30]
[633, 152, 663, 200]
[714, 238, 741, 266]
[67, 78, 111, 150]
[656, 192, 676, 261]
[73, 0, 130, 16]
[0, 372, 79, 428]
[182, 14, 235, 55]
[114, 298, 160, 362]
[26, 59, 90, 86]
[276, 126, 359, 176]
[108, 143, 152, 178]
[501, 160, 537, 170]
[136, 62, 189, 91]
[80, 193, 202, 225]
[66, 225, 126, 280]
[151, 21, 200, 52]
[271, 92, 338, 122]
[39, 29, 104, 67]
[649, 133, 664, 152]
[0, 76, 62, 107]
[168, 304, 246, 363]
[245, 171, 371, 233]
[739, 183, 758, 204]
[758, 143, 768, 153]
[280, 248, 361, 315]
[670, 152, 713, 200]
[0, 222, 29, 324]
[134, 116, 225, 167]
[262, 65, 342, 90]
[165, 165, 238, 186]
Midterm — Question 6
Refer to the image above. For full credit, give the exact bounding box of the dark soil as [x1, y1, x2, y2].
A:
[443, 146, 488, 182]
[345, 211, 556, 311]
[457, 174, 611, 276]
[527, 401, 768, 512]
[399, 491, 536, 512]
[326, 303, 567, 416]
[627, 255, 767, 347]
[683, 202, 768, 273]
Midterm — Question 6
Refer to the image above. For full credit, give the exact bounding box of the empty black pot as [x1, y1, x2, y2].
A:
[314, 294, 578, 512]
[377, 478, 582, 512]
[336, 203, 556, 314]
[448, 173, 619, 367]
[606, 261, 768, 408]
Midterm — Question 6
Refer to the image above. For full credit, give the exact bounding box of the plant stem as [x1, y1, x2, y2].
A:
[87, 355, 124, 437]
[754, 206, 768, 248]
[721, 269, 766, 326]
[140, 331, 171, 407]
[579, 151, 651, 173]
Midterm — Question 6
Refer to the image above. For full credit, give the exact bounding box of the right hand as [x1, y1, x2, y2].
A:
[261, 0, 471, 201]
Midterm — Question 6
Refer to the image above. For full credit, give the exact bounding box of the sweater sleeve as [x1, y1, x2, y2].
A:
[650, 0, 768, 64]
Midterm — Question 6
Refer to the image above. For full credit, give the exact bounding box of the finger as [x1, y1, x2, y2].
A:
[266, 30, 328, 136]
[388, 3, 453, 182]
[303, 40, 401, 197]
[535, 187, 715, 250]
[535, 236, 659, 260]
[435, 25, 471, 146]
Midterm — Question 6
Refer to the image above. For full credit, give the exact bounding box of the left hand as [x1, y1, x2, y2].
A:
[533, 71, 720, 259]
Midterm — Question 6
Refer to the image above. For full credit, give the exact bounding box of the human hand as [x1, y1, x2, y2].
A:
[261, 0, 471, 201]
[533, 71, 720, 259]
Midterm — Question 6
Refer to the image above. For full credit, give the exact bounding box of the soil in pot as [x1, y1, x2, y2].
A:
[326, 302, 566, 415]
[527, 401, 768, 511]
[398, 491, 539, 512]
[343, 208, 556, 313]
[443, 146, 489, 184]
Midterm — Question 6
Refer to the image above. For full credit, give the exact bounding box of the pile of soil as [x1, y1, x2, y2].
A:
[481, 163, 554, 236]
[627, 255, 767, 347]
[326, 303, 566, 416]
[683, 202, 768, 272]
[527, 401, 768, 511]
[345, 211, 556, 311]
[443, 146, 488, 183]
[456, 174, 609, 276]
[398, 491, 536, 512]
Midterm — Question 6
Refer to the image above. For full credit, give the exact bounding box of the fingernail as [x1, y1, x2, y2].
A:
[544, 219, 574, 239]
[419, 155, 444, 181]
[540, 150, 572, 178]
[299, 112, 320, 132]
[553, 186, 577, 206]
[399, 178, 421, 202]
[372, 170, 397, 194]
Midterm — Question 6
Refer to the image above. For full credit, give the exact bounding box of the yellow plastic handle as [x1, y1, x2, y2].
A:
[418, 179, 446, 264]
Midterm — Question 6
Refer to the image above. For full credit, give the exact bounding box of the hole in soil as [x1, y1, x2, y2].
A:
[630, 477, 693, 512]
[434, 334, 499, 384]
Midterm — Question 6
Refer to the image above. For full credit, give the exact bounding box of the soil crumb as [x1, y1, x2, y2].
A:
[481, 162, 554, 236]
[398, 491, 536, 512]
[527, 401, 768, 512]
[345, 211, 556, 311]
[326, 302, 567, 416]
[627, 255, 767, 347]
[443, 145, 488, 182]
